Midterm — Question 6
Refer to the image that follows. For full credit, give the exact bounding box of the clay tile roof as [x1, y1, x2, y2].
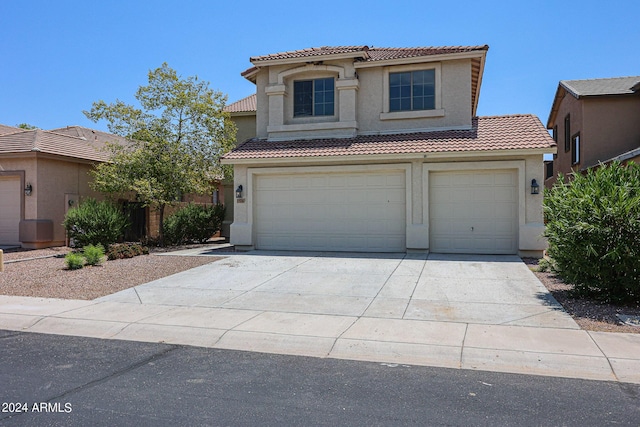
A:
[224, 94, 257, 113]
[249, 45, 488, 64]
[250, 46, 369, 62]
[223, 114, 554, 161]
[0, 124, 21, 135]
[0, 127, 128, 162]
[560, 76, 640, 98]
[365, 45, 489, 61]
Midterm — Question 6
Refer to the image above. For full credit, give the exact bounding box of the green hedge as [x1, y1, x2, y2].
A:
[543, 161, 640, 303]
[63, 198, 129, 248]
[163, 203, 225, 245]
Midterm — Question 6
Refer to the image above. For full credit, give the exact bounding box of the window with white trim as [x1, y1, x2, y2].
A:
[571, 133, 580, 165]
[293, 77, 335, 117]
[389, 69, 435, 112]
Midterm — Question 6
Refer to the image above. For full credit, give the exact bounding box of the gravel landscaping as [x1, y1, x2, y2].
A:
[1, 247, 638, 333]
[524, 258, 640, 334]
[0, 246, 222, 300]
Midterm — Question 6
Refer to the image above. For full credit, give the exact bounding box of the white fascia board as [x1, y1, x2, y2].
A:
[353, 51, 487, 69]
[221, 147, 554, 165]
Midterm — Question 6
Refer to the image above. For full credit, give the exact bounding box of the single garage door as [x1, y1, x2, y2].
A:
[255, 171, 406, 252]
[0, 176, 21, 245]
[429, 169, 517, 254]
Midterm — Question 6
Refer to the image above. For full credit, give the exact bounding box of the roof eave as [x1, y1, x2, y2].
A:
[221, 147, 555, 165]
[250, 51, 369, 67]
[472, 51, 487, 117]
[353, 50, 488, 69]
[547, 84, 568, 128]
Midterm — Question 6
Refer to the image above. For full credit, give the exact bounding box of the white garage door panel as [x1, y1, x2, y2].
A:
[430, 170, 517, 254]
[256, 171, 406, 252]
[0, 177, 21, 245]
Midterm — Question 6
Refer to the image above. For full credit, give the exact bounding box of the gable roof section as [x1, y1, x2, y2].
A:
[248, 45, 488, 65]
[0, 128, 112, 162]
[547, 76, 640, 127]
[560, 76, 640, 98]
[224, 93, 257, 114]
[243, 44, 488, 116]
[223, 114, 554, 162]
[0, 124, 21, 135]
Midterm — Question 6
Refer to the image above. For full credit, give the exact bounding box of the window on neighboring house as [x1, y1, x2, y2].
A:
[389, 69, 435, 112]
[552, 125, 558, 143]
[571, 133, 580, 165]
[545, 161, 554, 179]
[564, 114, 571, 152]
[293, 77, 334, 117]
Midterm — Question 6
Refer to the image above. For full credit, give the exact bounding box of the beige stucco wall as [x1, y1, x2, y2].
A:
[229, 153, 547, 256]
[232, 114, 257, 144]
[253, 58, 474, 141]
[357, 59, 472, 134]
[0, 154, 102, 247]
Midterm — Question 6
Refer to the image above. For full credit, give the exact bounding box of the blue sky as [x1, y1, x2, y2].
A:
[1, 0, 638, 133]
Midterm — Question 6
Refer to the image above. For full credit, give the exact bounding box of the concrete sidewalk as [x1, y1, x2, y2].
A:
[1, 251, 639, 384]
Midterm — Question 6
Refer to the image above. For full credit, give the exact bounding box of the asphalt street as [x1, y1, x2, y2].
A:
[1, 329, 639, 426]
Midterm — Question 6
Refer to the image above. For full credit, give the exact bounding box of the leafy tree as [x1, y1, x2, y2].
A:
[543, 161, 640, 303]
[16, 123, 38, 129]
[84, 63, 236, 244]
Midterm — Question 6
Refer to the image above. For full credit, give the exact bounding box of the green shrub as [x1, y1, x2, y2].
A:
[83, 244, 105, 266]
[65, 252, 85, 270]
[163, 203, 225, 245]
[107, 242, 149, 260]
[543, 161, 640, 303]
[63, 198, 129, 249]
[536, 258, 554, 273]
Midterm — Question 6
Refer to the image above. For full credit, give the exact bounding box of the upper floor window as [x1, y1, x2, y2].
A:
[571, 133, 580, 165]
[389, 69, 435, 112]
[564, 114, 571, 152]
[545, 161, 554, 179]
[552, 125, 558, 143]
[293, 77, 334, 117]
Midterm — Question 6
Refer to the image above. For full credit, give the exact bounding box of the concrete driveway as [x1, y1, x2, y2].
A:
[101, 251, 576, 328]
[2, 250, 640, 383]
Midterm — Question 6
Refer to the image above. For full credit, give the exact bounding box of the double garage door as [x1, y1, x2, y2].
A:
[0, 176, 21, 245]
[253, 168, 518, 254]
[255, 171, 406, 252]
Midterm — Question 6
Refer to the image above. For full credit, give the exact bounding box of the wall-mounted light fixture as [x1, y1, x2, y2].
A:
[24, 183, 33, 196]
[236, 185, 243, 199]
[531, 179, 540, 195]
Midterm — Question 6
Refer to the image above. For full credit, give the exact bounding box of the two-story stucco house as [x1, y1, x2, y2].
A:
[222, 45, 556, 256]
[545, 76, 640, 188]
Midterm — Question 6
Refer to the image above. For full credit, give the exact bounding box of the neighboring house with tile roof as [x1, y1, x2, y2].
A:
[0, 125, 228, 248]
[0, 126, 122, 247]
[545, 76, 640, 187]
[224, 94, 257, 150]
[222, 45, 556, 256]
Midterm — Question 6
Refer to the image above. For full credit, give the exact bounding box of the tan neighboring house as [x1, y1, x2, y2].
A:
[0, 124, 228, 248]
[0, 126, 121, 248]
[222, 45, 556, 256]
[545, 76, 640, 187]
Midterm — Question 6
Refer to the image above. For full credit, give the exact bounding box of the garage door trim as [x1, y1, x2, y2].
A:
[248, 164, 412, 252]
[422, 161, 525, 254]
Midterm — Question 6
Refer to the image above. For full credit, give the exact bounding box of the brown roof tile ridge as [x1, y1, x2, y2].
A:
[369, 45, 488, 51]
[251, 46, 368, 61]
[476, 113, 534, 120]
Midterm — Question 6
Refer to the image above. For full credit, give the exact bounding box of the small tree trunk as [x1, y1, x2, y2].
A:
[158, 204, 165, 246]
